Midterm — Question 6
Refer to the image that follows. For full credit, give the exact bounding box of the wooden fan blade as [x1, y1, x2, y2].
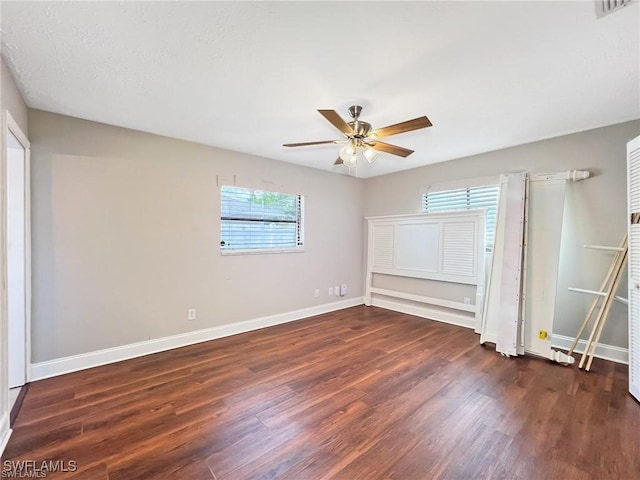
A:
[318, 110, 355, 136]
[334, 157, 344, 165]
[283, 140, 340, 147]
[371, 116, 432, 139]
[369, 141, 414, 158]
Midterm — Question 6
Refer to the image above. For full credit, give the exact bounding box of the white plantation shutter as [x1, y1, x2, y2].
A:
[627, 135, 640, 402]
[220, 186, 304, 251]
[442, 221, 476, 277]
[372, 225, 394, 269]
[423, 184, 499, 251]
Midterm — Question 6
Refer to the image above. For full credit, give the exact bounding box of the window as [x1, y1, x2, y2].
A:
[422, 184, 499, 251]
[220, 186, 304, 253]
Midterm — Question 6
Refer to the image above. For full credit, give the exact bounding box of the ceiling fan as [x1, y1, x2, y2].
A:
[283, 105, 432, 168]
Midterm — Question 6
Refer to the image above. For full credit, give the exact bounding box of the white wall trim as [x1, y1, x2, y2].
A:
[551, 334, 628, 365]
[370, 287, 476, 313]
[30, 298, 364, 381]
[0, 413, 11, 456]
[4, 111, 32, 387]
[371, 297, 475, 330]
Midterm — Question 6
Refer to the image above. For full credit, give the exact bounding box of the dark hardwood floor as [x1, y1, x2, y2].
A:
[2, 306, 638, 479]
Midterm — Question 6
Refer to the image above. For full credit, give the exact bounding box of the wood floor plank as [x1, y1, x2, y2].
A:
[2, 306, 638, 479]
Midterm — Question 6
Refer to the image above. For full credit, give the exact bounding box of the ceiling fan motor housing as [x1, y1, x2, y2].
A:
[348, 121, 372, 140]
[347, 106, 371, 144]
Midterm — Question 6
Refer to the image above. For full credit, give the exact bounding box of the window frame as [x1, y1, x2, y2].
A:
[220, 185, 305, 256]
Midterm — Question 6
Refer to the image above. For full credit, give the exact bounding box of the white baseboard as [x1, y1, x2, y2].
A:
[0, 413, 11, 457]
[31, 297, 364, 381]
[371, 297, 475, 330]
[551, 334, 628, 365]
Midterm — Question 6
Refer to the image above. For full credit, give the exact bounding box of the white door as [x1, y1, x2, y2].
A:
[628, 135, 640, 402]
[4, 115, 30, 388]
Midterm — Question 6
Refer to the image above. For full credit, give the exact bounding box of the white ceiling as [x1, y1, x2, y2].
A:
[2, 1, 639, 178]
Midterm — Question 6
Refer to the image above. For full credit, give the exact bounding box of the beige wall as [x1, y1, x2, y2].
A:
[24, 105, 640, 364]
[365, 120, 640, 348]
[1, 55, 29, 449]
[1, 57, 27, 134]
[28, 109, 365, 362]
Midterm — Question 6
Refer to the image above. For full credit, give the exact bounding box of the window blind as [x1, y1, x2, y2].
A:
[221, 186, 304, 251]
[422, 184, 499, 251]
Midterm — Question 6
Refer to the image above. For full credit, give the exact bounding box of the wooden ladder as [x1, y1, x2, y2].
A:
[567, 223, 634, 371]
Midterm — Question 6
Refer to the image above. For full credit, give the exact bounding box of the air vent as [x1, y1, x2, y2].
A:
[595, 0, 634, 18]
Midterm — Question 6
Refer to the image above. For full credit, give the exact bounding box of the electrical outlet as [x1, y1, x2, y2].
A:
[340, 284, 347, 296]
[314, 289, 320, 298]
[335, 285, 340, 296]
[328, 287, 333, 296]
[463, 297, 471, 305]
[188, 308, 197, 320]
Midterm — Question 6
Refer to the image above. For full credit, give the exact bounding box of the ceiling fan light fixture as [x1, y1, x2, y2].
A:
[343, 154, 358, 168]
[339, 144, 357, 167]
[363, 147, 379, 164]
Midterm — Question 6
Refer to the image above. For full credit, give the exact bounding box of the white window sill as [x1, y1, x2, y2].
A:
[221, 247, 305, 256]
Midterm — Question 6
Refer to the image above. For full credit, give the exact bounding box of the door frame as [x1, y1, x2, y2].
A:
[2, 111, 31, 387]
